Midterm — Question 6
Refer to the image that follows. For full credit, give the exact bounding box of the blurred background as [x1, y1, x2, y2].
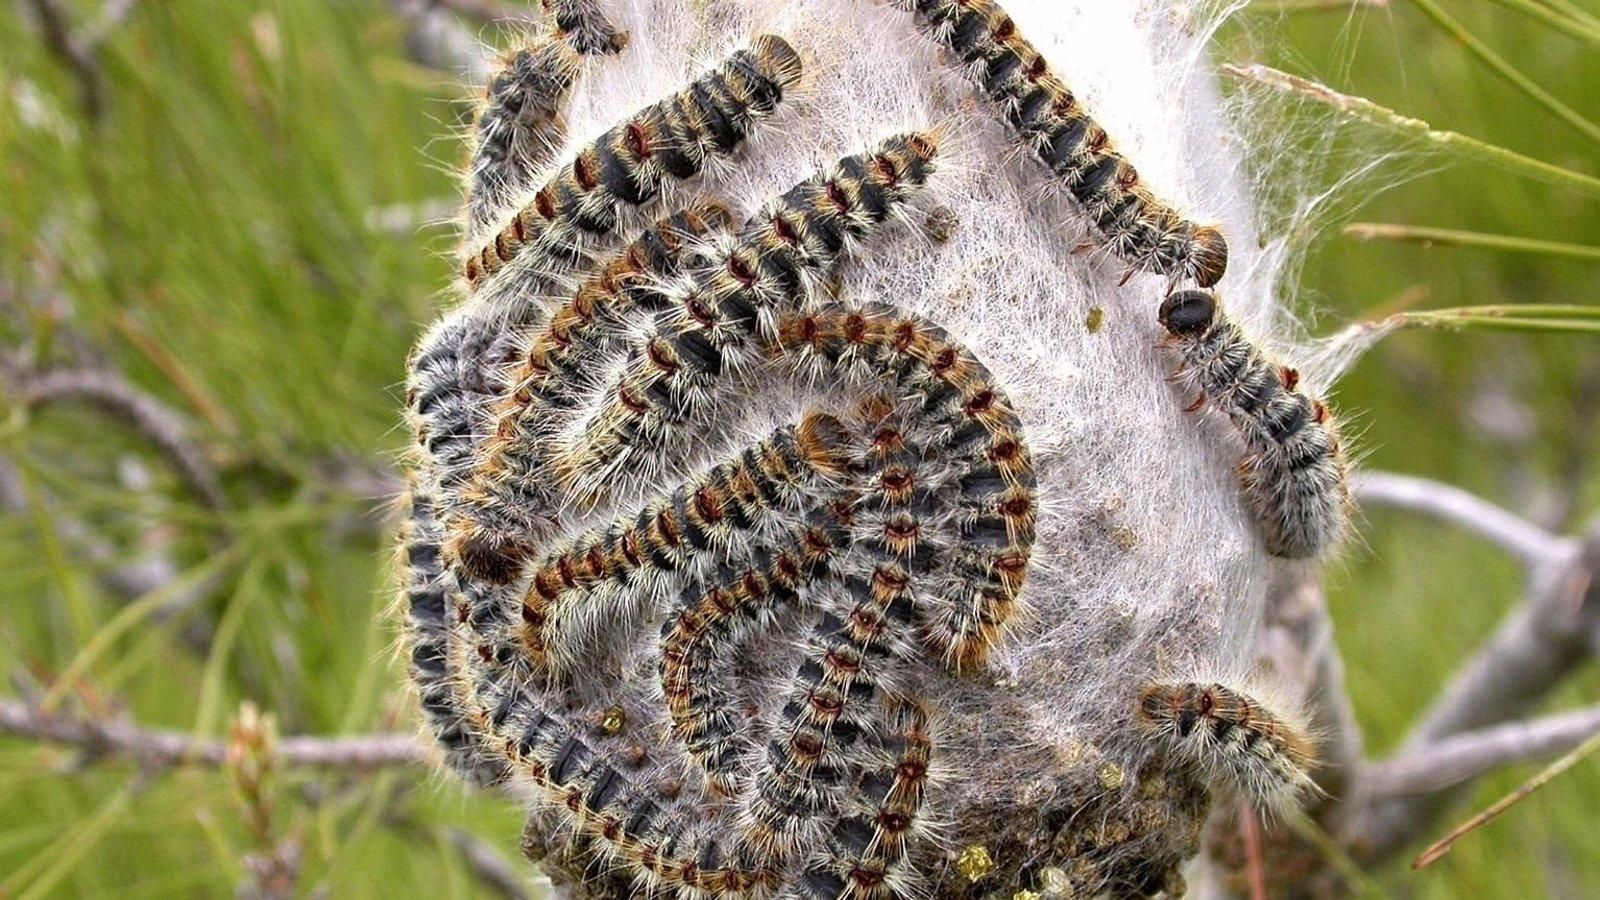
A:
[0, 1, 1596, 897]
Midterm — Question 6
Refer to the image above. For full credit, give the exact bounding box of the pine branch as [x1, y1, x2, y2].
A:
[1339, 474, 1600, 860]
[12, 367, 228, 510]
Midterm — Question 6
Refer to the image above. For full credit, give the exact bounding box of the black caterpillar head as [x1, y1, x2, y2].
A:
[1159, 290, 1218, 338]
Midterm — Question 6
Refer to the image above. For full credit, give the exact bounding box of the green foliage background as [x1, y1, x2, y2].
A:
[0, 1, 1595, 896]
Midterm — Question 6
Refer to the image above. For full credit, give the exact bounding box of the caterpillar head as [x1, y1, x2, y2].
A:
[1159, 290, 1219, 338]
[1190, 226, 1229, 288]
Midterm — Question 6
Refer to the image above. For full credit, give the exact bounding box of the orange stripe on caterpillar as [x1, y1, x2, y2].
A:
[1137, 680, 1321, 819]
[463, 35, 802, 288]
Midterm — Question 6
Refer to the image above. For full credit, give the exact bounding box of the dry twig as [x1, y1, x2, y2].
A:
[14, 367, 228, 510]
[0, 697, 426, 772]
[1345, 471, 1600, 860]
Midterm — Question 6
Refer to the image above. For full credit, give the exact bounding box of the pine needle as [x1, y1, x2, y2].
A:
[1414, 725, 1600, 868]
[1345, 223, 1600, 262]
[1223, 64, 1600, 199]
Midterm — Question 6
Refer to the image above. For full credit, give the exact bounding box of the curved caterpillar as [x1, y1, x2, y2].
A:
[1158, 290, 1350, 559]
[1136, 680, 1320, 819]
[889, 0, 1229, 288]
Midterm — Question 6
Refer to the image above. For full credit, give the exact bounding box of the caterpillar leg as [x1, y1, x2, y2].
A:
[463, 35, 804, 289]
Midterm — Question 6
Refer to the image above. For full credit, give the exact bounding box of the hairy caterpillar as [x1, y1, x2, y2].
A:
[555, 133, 941, 502]
[467, 0, 625, 233]
[397, 481, 508, 786]
[889, 0, 1229, 288]
[525, 414, 855, 677]
[448, 203, 737, 585]
[1136, 681, 1320, 819]
[464, 35, 803, 287]
[540, 0, 628, 57]
[1159, 290, 1350, 558]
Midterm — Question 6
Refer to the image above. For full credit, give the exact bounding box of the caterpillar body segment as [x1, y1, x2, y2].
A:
[891, 0, 1229, 288]
[793, 703, 935, 900]
[1159, 291, 1350, 559]
[447, 203, 735, 584]
[520, 413, 857, 678]
[464, 35, 804, 288]
[766, 305, 1036, 670]
[540, 0, 628, 57]
[560, 134, 941, 503]
[468, 40, 583, 234]
[1136, 681, 1321, 819]
[739, 411, 969, 861]
[464, 673, 783, 898]
[405, 308, 529, 483]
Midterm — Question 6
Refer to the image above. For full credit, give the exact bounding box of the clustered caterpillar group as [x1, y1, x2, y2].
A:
[1137, 681, 1321, 820]
[397, 4, 1351, 896]
[1159, 290, 1351, 559]
[890, 0, 1229, 288]
[402, 23, 1041, 897]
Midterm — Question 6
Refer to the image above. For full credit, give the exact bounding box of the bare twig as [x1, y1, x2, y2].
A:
[0, 697, 426, 771]
[1260, 568, 1364, 801]
[14, 367, 228, 509]
[1344, 222, 1600, 263]
[1365, 704, 1600, 796]
[1352, 470, 1571, 567]
[1344, 520, 1599, 859]
[1413, 725, 1600, 868]
[444, 828, 537, 900]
